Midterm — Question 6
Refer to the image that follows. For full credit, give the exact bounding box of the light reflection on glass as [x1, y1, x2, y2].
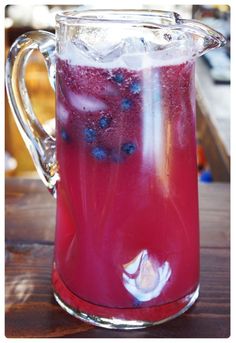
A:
[158, 119, 172, 196]
[142, 65, 163, 166]
[122, 249, 171, 302]
[141, 66, 172, 196]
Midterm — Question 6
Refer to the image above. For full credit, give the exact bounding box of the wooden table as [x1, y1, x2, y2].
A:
[5, 178, 230, 338]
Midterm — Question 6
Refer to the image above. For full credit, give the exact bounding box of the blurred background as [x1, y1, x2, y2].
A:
[5, 4, 230, 182]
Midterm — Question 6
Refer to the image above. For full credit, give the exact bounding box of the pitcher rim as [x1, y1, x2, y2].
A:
[55, 9, 182, 27]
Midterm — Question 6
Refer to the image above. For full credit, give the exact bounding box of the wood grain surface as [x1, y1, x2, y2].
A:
[5, 178, 230, 338]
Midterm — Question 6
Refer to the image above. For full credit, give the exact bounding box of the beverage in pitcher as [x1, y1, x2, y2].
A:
[6, 9, 226, 329]
[53, 39, 199, 323]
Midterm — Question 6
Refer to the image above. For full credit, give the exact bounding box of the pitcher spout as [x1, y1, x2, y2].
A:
[178, 18, 227, 57]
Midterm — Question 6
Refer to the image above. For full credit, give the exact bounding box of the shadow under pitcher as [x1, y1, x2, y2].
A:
[6, 9, 226, 329]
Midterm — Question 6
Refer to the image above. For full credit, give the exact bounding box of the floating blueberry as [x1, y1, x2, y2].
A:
[60, 128, 70, 142]
[84, 128, 96, 143]
[121, 98, 133, 111]
[91, 147, 107, 160]
[130, 81, 142, 94]
[99, 116, 111, 129]
[121, 142, 137, 155]
[112, 73, 124, 84]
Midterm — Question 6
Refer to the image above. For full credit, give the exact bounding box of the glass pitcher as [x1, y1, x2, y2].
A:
[6, 9, 226, 329]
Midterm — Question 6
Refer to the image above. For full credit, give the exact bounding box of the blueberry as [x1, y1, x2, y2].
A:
[91, 147, 107, 160]
[121, 98, 133, 111]
[60, 128, 70, 142]
[121, 142, 137, 155]
[112, 73, 124, 84]
[84, 128, 96, 143]
[99, 116, 111, 129]
[130, 81, 141, 94]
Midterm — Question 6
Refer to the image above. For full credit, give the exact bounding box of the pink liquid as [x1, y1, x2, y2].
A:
[53, 58, 199, 320]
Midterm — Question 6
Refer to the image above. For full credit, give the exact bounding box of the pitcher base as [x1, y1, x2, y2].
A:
[52, 267, 199, 330]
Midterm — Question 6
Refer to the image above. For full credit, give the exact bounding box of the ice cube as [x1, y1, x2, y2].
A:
[73, 35, 125, 63]
[124, 36, 151, 54]
[68, 92, 107, 112]
[102, 83, 119, 96]
[57, 102, 69, 123]
[59, 26, 190, 70]
[122, 36, 154, 69]
[122, 53, 146, 69]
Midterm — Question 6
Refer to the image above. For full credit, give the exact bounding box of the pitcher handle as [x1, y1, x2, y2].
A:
[6, 31, 59, 197]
